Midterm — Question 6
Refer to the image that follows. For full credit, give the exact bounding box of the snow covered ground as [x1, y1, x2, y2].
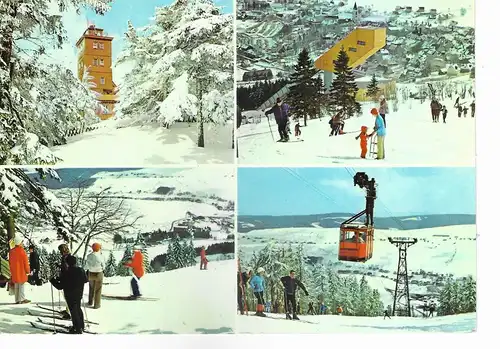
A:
[237, 312, 475, 333]
[237, 96, 475, 165]
[239, 225, 476, 306]
[0, 260, 235, 334]
[51, 119, 234, 166]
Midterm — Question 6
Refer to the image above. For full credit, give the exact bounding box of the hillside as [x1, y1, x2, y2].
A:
[0, 260, 234, 334]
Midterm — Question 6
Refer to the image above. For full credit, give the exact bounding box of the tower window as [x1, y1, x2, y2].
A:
[100, 59, 104, 66]
[99, 43, 104, 49]
[357, 40, 366, 46]
[93, 58, 98, 66]
[349, 47, 357, 52]
[93, 42, 98, 49]
[100, 77, 105, 85]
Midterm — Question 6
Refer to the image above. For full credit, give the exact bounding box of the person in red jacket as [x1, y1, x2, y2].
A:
[124, 247, 145, 298]
[9, 236, 31, 304]
[200, 246, 208, 270]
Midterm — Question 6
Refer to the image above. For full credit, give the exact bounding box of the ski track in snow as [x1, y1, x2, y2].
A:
[237, 312, 475, 333]
[51, 121, 234, 166]
[238, 97, 475, 166]
[0, 261, 234, 334]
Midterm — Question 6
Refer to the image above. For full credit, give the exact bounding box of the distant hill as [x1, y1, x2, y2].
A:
[238, 213, 475, 232]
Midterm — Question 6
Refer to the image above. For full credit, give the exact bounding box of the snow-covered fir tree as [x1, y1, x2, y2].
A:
[0, 0, 112, 164]
[115, 245, 132, 276]
[366, 75, 380, 101]
[187, 238, 197, 266]
[116, 0, 233, 147]
[169, 234, 185, 269]
[103, 252, 117, 277]
[37, 246, 51, 283]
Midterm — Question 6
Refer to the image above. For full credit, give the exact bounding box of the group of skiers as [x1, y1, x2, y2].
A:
[238, 268, 310, 321]
[4, 236, 146, 334]
[430, 98, 475, 123]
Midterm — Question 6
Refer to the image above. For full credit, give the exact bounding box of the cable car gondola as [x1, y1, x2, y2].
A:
[338, 172, 376, 262]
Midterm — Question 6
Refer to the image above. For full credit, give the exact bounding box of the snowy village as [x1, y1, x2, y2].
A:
[236, 0, 475, 165]
[236, 167, 476, 333]
[0, 167, 235, 334]
[0, 0, 235, 166]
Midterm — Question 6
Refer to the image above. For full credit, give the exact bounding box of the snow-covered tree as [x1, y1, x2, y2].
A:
[0, 0, 112, 164]
[366, 75, 380, 101]
[115, 245, 132, 276]
[117, 0, 233, 147]
[103, 252, 117, 277]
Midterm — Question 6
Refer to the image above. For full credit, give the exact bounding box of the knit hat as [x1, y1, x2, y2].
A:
[257, 267, 265, 274]
[91, 243, 101, 252]
[13, 236, 23, 246]
[370, 108, 379, 115]
[361, 126, 368, 132]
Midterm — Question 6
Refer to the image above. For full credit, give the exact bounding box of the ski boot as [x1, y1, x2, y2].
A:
[286, 313, 292, 320]
[61, 310, 71, 320]
[292, 314, 300, 320]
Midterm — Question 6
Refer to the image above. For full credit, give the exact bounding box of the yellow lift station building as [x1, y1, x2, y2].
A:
[315, 27, 387, 89]
[76, 25, 118, 120]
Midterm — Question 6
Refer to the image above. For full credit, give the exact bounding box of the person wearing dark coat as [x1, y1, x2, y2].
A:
[50, 255, 88, 334]
[384, 309, 391, 319]
[28, 245, 41, 286]
[57, 244, 72, 319]
[237, 269, 252, 315]
[280, 270, 308, 320]
[264, 98, 290, 142]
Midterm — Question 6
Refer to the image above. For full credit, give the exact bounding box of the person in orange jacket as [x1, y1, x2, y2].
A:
[200, 246, 208, 270]
[9, 236, 31, 304]
[124, 247, 144, 298]
[337, 305, 343, 315]
[355, 126, 371, 159]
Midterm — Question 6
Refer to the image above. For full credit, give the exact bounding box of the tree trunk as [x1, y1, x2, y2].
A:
[0, 3, 16, 111]
[303, 114, 307, 127]
[80, 234, 92, 267]
[197, 86, 205, 148]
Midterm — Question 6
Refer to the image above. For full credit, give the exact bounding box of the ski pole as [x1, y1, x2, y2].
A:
[50, 284, 56, 333]
[82, 296, 89, 330]
[266, 116, 275, 142]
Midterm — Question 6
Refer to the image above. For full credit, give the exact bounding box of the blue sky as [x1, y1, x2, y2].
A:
[85, 0, 233, 61]
[238, 167, 476, 216]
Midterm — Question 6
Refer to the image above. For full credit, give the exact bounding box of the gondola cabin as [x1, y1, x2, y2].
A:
[338, 223, 374, 262]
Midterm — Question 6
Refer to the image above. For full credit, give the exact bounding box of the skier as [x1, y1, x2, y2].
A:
[458, 105, 463, 118]
[307, 302, 316, 315]
[264, 98, 290, 142]
[320, 303, 328, 315]
[336, 305, 343, 316]
[463, 106, 468, 118]
[8, 236, 31, 304]
[355, 126, 371, 159]
[429, 301, 436, 317]
[442, 105, 448, 124]
[123, 247, 144, 299]
[294, 122, 301, 138]
[50, 255, 88, 334]
[383, 309, 391, 319]
[28, 244, 41, 286]
[238, 268, 252, 315]
[280, 270, 309, 320]
[57, 243, 72, 319]
[430, 99, 441, 123]
[379, 95, 389, 127]
[200, 246, 208, 270]
[249, 267, 266, 317]
[471, 100, 475, 118]
[329, 113, 345, 136]
[85, 243, 105, 309]
[368, 108, 386, 160]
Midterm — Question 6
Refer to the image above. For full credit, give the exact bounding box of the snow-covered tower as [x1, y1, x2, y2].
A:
[76, 25, 118, 120]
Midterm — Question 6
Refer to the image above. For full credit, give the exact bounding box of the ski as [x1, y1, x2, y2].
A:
[37, 318, 97, 334]
[29, 321, 97, 335]
[261, 316, 318, 325]
[28, 310, 99, 325]
[36, 304, 66, 314]
[101, 294, 159, 301]
[279, 139, 304, 143]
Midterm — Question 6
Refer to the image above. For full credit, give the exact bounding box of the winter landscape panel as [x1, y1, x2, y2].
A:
[0, 167, 236, 334]
[0, 0, 236, 166]
[236, 0, 475, 165]
[236, 167, 476, 333]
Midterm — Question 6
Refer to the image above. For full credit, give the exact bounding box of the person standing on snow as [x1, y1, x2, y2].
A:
[50, 255, 88, 334]
[384, 309, 391, 319]
[442, 105, 448, 124]
[249, 267, 266, 317]
[85, 243, 105, 309]
[471, 100, 475, 118]
[379, 95, 389, 127]
[28, 244, 41, 286]
[200, 246, 208, 270]
[8, 236, 31, 304]
[280, 270, 309, 320]
[337, 305, 343, 315]
[57, 243, 73, 319]
[238, 268, 252, 315]
[430, 99, 441, 123]
[368, 108, 386, 160]
[124, 247, 144, 299]
[264, 98, 290, 142]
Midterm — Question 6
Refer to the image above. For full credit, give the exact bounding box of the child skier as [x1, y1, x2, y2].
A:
[50, 255, 88, 334]
[355, 126, 371, 159]
[294, 123, 301, 138]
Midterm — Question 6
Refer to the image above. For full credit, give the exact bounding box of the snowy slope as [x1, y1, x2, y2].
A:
[237, 312, 475, 333]
[51, 119, 234, 166]
[238, 225, 476, 306]
[0, 260, 234, 334]
[237, 95, 475, 165]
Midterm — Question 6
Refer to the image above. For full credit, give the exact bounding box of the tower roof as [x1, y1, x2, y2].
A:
[76, 25, 113, 46]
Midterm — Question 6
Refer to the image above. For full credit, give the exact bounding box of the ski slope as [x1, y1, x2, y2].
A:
[51, 119, 234, 166]
[0, 260, 235, 334]
[237, 312, 475, 333]
[237, 97, 475, 165]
